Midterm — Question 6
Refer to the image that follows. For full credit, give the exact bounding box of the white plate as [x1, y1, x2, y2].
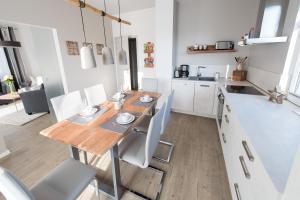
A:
[140, 96, 153, 103]
[79, 107, 98, 117]
[116, 113, 135, 125]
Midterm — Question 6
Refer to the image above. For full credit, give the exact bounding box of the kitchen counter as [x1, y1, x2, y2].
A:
[220, 84, 300, 193]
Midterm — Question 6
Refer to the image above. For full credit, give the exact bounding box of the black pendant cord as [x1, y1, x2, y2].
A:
[79, 0, 87, 45]
[118, 0, 123, 50]
[102, 0, 108, 46]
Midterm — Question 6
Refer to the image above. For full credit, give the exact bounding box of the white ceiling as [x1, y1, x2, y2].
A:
[86, 0, 155, 14]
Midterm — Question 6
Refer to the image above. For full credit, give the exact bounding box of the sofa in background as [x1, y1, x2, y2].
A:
[18, 84, 50, 115]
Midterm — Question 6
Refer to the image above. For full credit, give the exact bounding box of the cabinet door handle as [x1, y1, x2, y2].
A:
[242, 141, 254, 161]
[239, 156, 251, 179]
[222, 133, 226, 143]
[224, 114, 229, 123]
[226, 104, 231, 112]
[234, 183, 242, 200]
[200, 84, 210, 87]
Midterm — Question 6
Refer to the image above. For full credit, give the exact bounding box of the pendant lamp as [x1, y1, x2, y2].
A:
[79, 0, 96, 69]
[117, 0, 127, 65]
[101, 0, 114, 65]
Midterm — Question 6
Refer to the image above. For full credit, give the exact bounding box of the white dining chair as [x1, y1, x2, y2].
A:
[141, 77, 158, 92]
[84, 84, 107, 106]
[51, 91, 84, 122]
[0, 158, 99, 200]
[50, 91, 88, 164]
[133, 90, 175, 163]
[118, 103, 166, 199]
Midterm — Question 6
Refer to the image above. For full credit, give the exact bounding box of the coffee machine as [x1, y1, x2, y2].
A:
[180, 64, 189, 78]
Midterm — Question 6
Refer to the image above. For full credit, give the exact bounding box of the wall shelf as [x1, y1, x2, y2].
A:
[187, 45, 236, 54]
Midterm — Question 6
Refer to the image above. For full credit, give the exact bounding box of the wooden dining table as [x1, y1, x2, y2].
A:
[40, 90, 161, 200]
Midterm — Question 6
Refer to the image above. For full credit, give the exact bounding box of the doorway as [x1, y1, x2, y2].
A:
[128, 38, 138, 90]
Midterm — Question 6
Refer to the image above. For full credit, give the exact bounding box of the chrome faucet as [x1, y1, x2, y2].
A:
[197, 66, 206, 77]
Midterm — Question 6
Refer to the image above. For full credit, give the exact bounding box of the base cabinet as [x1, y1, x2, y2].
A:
[172, 81, 195, 112]
[172, 80, 216, 117]
[194, 82, 215, 115]
[219, 100, 280, 200]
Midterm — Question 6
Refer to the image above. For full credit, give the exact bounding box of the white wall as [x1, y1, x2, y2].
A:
[0, 0, 117, 97]
[247, 0, 300, 91]
[174, 0, 260, 67]
[112, 8, 156, 78]
[155, 0, 175, 104]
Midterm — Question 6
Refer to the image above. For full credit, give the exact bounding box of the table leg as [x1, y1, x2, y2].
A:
[110, 144, 122, 200]
[69, 145, 80, 160]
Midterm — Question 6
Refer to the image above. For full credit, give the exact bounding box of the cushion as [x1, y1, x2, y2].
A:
[30, 158, 96, 200]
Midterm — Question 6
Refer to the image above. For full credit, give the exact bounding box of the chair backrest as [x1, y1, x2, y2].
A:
[161, 90, 174, 135]
[0, 168, 35, 200]
[144, 103, 166, 167]
[51, 91, 83, 122]
[141, 78, 158, 92]
[84, 84, 107, 106]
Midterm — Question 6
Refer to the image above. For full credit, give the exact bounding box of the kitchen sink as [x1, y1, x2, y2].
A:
[188, 76, 216, 81]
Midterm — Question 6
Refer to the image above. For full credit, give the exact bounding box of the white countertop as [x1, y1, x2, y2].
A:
[219, 82, 300, 193]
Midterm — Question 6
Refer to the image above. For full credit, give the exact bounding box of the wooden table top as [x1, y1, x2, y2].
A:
[0, 93, 20, 100]
[40, 91, 161, 156]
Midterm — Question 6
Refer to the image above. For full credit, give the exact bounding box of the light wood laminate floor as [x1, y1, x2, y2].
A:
[0, 112, 231, 200]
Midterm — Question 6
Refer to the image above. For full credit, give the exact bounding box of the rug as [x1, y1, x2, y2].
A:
[0, 110, 48, 126]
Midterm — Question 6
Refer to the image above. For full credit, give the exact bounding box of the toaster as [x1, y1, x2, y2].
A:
[215, 41, 234, 50]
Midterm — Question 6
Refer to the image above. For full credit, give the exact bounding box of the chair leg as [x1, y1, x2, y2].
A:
[123, 165, 166, 200]
[83, 151, 88, 165]
[94, 178, 100, 200]
[153, 140, 174, 163]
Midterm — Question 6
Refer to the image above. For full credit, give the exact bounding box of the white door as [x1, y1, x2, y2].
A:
[194, 82, 216, 115]
[172, 81, 194, 112]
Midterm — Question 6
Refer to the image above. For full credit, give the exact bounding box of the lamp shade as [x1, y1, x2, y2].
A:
[102, 46, 114, 65]
[118, 49, 127, 65]
[80, 46, 96, 69]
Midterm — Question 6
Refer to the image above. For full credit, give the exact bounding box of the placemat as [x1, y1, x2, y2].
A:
[131, 96, 157, 107]
[68, 107, 109, 125]
[100, 111, 142, 134]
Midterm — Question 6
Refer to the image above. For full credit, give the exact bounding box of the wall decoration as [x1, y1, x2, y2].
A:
[144, 42, 154, 68]
[96, 44, 104, 55]
[66, 41, 79, 55]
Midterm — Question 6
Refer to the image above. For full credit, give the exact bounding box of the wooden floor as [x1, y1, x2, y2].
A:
[0, 112, 231, 200]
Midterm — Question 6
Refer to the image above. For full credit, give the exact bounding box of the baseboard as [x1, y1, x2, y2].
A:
[0, 150, 10, 159]
[172, 109, 216, 119]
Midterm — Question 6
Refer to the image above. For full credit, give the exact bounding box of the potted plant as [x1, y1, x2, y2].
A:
[3, 75, 14, 94]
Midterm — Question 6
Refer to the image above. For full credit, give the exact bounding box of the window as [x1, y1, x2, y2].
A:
[280, 7, 300, 106]
[0, 47, 11, 80]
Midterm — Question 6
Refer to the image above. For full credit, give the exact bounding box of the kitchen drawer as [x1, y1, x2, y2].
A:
[225, 104, 280, 200]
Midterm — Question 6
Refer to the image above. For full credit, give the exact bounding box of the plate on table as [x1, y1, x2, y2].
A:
[116, 112, 135, 125]
[140, 96, 153, 103]
[79, 106, 98, 117]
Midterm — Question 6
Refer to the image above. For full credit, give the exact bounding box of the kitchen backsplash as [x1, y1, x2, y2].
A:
[184, 64, 235, 78]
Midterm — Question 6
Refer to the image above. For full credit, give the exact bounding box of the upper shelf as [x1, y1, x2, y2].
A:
[238, 36, 288, 46]
[187, 45, 236, 54]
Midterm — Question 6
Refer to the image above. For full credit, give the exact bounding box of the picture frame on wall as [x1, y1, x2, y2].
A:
[96, 44, 104, 55]
[66, 41, 79, 55]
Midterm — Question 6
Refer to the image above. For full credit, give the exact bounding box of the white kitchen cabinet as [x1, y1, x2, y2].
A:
[172, 80, 195, 113]
[171, 79, 217, 117]
[219, 99, 280, 200]
[194, 82, 216, 115]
